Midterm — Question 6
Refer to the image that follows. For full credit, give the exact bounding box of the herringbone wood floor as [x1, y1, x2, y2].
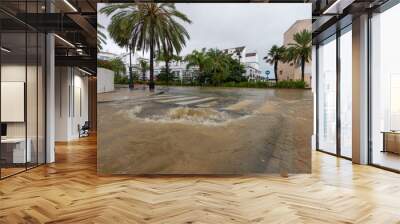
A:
[1, 135, 400, 224]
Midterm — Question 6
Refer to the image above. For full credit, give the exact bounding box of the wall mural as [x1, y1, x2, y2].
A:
[97, 3, 313, 174]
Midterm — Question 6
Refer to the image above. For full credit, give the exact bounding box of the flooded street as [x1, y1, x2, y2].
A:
[97, 86, 313, 174]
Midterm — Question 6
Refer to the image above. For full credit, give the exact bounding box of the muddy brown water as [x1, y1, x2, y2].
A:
[98, 86, 313, 174]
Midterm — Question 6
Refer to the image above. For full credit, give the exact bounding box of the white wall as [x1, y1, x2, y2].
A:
[55, 67, 89, 141]
[71, 73, 89, 138]
[97, 68, 114, 93]
[55, 67, 69, 141]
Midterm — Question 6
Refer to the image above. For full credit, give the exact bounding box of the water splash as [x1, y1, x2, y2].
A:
[163, 107, 230, 123]
[119, 105, 143, 119]
[123, 106, 251, 126]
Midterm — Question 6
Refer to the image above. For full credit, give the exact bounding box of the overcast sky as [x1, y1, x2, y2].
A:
[98, 3, 311, 77]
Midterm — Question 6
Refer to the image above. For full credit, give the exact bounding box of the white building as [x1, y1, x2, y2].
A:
[223, 46, 263, 81]
[244, 52, 262, 81]
[153, 60, 198, 83]
[97, 52, 118, 61]
[223, 46, 246, 62]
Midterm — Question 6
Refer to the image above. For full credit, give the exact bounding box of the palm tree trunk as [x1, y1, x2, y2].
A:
[274, 61, 279, 83]
[129, 47, 133, 89]
[301, 56, 305, 82]
[166, 59, 170, 86]
[149, 39, 155, 91]
[198, 65, 202, 86]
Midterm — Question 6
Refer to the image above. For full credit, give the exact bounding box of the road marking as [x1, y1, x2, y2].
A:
[99, 95, 185, 104]
[157, 96, 199, 103]
[175, 97, 216, 106]
[196, 100, 218, 108]
[145, 95, 186, 101]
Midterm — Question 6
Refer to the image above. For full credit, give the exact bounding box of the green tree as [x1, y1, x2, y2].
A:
[286, 29, 312, 82]
[263, 45, 286, 83]
[133, 71, 140, 81]
[185, 48, 245, 85]
[185, 48, 209, 84]
[98, 58, 128, 84]
[156, 50, 182, 84]
[97, 23, 107, 51]
[205, 49, 231, 85]
[110, 58, 126, 77]
[137, 59, 149, 81]
[97, 58, 125, 75]
[100, 3, 191, 91]
[226, 57, 246, 83]
[156, 69, 173, 83]
[98, 59, 112, 70]
[105, 13, 135, 87]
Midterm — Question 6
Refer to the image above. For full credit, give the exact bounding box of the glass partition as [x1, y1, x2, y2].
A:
[339, 27, 352, 158]
[0, 1, 46, 179]
[370, 3, 400, 171]
[317, 35, 337, 154]
[1, 31, 28, 177]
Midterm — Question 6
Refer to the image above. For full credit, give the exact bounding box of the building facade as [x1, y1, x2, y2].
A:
[97, 52, 118, 61]
[153, 60, 198, 83]
[244, 52, 263, 81]
[280, 19, 312, 86]
[223, 46, 263, 81]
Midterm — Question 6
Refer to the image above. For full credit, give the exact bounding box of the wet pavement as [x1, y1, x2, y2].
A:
[98, 86, 313, 174]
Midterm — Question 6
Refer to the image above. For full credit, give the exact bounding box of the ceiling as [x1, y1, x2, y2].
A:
[1, 0, 395, 73]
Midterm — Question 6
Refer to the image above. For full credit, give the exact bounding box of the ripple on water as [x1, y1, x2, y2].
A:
[123, 106, 250, 126]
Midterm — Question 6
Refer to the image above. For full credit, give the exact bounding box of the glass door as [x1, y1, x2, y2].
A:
[0, 0, 47, 179]
[1, 31, 28, 178]
[317, 35, 337, 154]
[370, 3, 400, 171]
[339, 26, 352, 158]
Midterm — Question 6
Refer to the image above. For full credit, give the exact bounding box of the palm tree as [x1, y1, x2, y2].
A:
[138, 59, 149, 82]
[264, 45, 286, 83]
[100, 3, 191, 91]
[106, 14, 135, 88]
[205, 48, 230, 85]
[286, 29, 312, 82]
[97, 23, 107, 51]
[156, 50, 182, 84]
[109, 58, 127, 77]
[185, 48, 209, 84]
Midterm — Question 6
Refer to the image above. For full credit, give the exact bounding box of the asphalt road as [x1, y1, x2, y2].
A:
[98, 86, 313, 174]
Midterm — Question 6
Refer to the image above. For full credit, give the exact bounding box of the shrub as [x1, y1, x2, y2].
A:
[275, 80, 306, 88]
[114, 75, 129, 84]
[154, 80, 306, 89]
